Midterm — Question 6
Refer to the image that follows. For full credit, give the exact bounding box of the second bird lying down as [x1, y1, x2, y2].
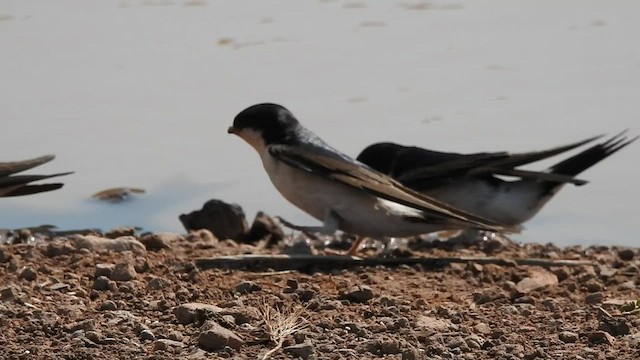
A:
[356, 131, 637, 228]
[0, 155, 73, 197]
[228, 103, 515, 255]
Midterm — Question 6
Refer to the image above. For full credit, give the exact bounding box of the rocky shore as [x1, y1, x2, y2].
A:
[1, 224, 640, 359]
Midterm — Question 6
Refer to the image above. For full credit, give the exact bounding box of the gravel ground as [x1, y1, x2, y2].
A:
[1, 226, 640, 360]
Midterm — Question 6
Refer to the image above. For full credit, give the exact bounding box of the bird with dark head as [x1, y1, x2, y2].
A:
[228, 103, 512, 255]
[357, 131, 637, 228]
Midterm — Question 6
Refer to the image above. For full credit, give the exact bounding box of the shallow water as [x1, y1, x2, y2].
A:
[1, 1, 639, 246]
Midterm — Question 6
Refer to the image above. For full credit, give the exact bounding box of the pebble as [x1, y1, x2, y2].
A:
[558, 331, 579, 343]
[198, 320, 244, 350]
[95, 264, 114, 278]
[516, 269, 558, 293]
[19, 266, 37, 281]
[139, 232, 177, 251]
[618, 248, 635, 261]
[174, 302, 252, 325]
[148, 277, 167, 290]
[104, 227, 136, 239]
[343, 285, 374, 303]
[100, 300, 118, 311]
[140, 329, 155, 341]
[71, 235, 146, 255]
[154, 339, 185, 351]
[85, 331, 101, 344]
[235, 281, 261, 294]
[93, 276, 111, 291]
[587, 331, 615, 345]
[585, 292, 604, 304]
[542, 298, 558, 311]
[473, 322, 491, 335]
[284, 341, 315, 360]
[110, 263, 137, 281]
[402, 348, 421, 360]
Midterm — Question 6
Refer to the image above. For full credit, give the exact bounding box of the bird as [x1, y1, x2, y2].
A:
[227, 103, 514, 255]
[356, 131, 637, 229]
[0, 155, 73, 197]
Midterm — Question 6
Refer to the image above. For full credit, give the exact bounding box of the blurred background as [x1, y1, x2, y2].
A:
[1, 0, 638, 246]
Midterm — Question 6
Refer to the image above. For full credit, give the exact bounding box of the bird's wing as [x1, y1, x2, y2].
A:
[0, 172, 74, 197]
[268, 144, 510, 232]
[0, 155, 56, 177]
[395, 134, 602, 186]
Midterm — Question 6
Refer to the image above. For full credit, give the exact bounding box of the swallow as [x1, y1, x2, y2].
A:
[0, 155, 73, 197]
[227, 103, 513, 255]
[356, 131, 637, 228]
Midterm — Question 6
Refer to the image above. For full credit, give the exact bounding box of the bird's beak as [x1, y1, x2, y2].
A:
[227, 126, 236, 134]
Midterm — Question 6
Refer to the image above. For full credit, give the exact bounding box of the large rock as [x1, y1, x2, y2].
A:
[71, 235, 146, 255]
[198, 320, 244, 350]
[245, 211, 284, 246]
[179, 199, 248, 240]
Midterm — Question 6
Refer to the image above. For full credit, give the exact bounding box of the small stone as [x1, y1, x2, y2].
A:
[516, 268, 558, 293]
[179, 199, 249, 240]
[380, 339, 401, 354]
[198, 320, 244, 350]
[154, 339, 185, 351]
[245, 211, 284, 245]
[110, 263, 137, 281]
[587, 331, 615, 345]
[298, 289, 316, 302]
[284, 341, 315, 360]
[286, 279, 299, 290]
[85, 331, 101, 343]
[104, 227, 136, 239]
[542, 298, 558, 311]
[474, 322, 491, 335]
[585, 292, 604, 304]
[0, 248, 9, 263]
[140, 329, 155, 341]
[49, 282, 70, 292]
[168, 331, 184, 342]
[95, 263, 114, 278]
[618, 249, 635, 261]
[235, 281, 261, 294]
[1, 285, 20, 302]
[68, 319, 96, 332]
[93, 276, 111, 291]
[343, 285, 374, 303]
[600, 317, 631, 336]
[19, 266, 37, 281]
[148, 277, 167, 290]
[139, 232, 178, 251]
[402, 348, 421, 360]
[559, 331, 579, 343]
[100, 300, 118, 311]
[71, 235, 146, 255]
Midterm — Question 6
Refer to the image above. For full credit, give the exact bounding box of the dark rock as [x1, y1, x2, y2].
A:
[100, 300, 118, 311]
[19, 266, 37, 281]
[235, 281, 261, 294]
[179, 199, 249, 240]
[140, 329, 155, 341]
[85, 331, 101, 344]
[93, 276, 111, 291]
[618, 248, 635, 261]
[148, 277, 167, 290]
[95, 263, 114, 278]
[174, 302, 253, 325]
[198, 320, 244, 351]
[587, 331, 615, 345]
[0, 285, 20, 302]
[110, 263, 137, 281]
[284, 341, 315, 360]
[342, 285, 374, 303]
[104, 227, 136, 239]
[600, 317, 631, 336]
[245, 211, 284, 245]
[585, 292, 604, 304]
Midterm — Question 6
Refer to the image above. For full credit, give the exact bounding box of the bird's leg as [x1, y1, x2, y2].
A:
[276, 209, 341, 239]
[345, 236, 367, 256]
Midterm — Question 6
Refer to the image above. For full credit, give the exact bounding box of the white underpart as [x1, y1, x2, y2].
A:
[232, 128, 472, 238]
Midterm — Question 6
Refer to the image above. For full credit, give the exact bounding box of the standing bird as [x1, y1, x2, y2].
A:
[0, 155, 73, 197]
[356, 132, 637, 228]
[227, 103, 513, 255]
